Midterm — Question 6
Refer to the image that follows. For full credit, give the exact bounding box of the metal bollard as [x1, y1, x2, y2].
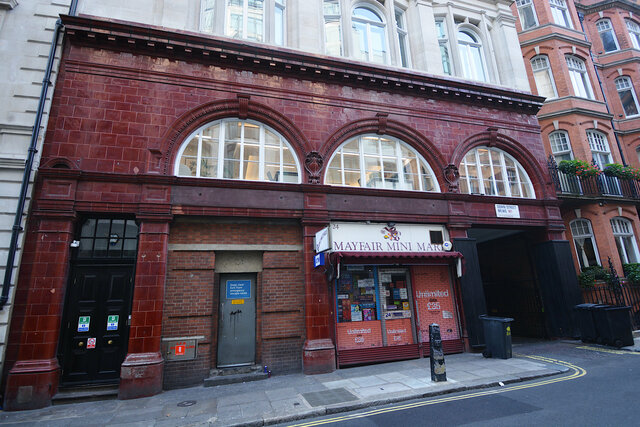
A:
[429, 323, 446, 382]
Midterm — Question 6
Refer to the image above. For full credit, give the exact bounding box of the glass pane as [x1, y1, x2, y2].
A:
[264, 145, 279, 164]
[202, 124, 219, 140]
[265, 164, 279, 182]
[364, 156, 381, 172]
[124, 220, 138, 238]
[365, 171, 382, 187]
[265, 130, 279, 146]
[178, 138, 198, 176]
[343, 140, 359, 153]
[325, 20, 342, 56]
[403, 157, 417, 176]
[81, 219, 96, 237]
[108, 233, 123, 257]
[352, 21, 368, 60]
[353, 7, 382, 22]
[620, 90, 639, 116]
[344, 170, 361, 186]
[282, 146, 295, 166]
[244, 123, 259, 142]
[94, 238, 108, 258]
[123, 239, 137, 258]
[326, 167, 342, 185]
[421, 166, 435, 191]
[243, 160, 259, 180]
[243, 143, 259, 162]
[275, 6, 284, 46]
[247, 0, 264, 42]
[78, 238, 93, 258]
[362, 137, 379, 154]
[381, 139, 395, 156]
[601, 31, 618, 52]
[223, 159, 240, 179]
[282, 165, 298, 183]
[405, 173, 418, 190]
[343, 152, 360, 170]
[110, 220, 125, 240]
[96, 219, 111, 238]
[201, 158, 217, 177]
[323, 0, 340, 15]
[370, 26, 386, 64]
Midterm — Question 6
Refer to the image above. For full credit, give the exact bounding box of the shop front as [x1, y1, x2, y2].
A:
[322, 222, 464, 366]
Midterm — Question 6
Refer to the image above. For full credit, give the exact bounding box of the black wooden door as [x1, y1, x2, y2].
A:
[60, 265, 134, 385]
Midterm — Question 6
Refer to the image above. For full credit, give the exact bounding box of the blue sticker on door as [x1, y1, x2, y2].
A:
[226, 280, 251, 299]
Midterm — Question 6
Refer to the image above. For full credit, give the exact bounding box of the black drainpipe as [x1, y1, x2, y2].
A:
[0, 0, 78, 309]
[577, 11, 627, 166]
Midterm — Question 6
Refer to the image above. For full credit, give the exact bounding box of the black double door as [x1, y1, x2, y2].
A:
[59, 264, 134, 385]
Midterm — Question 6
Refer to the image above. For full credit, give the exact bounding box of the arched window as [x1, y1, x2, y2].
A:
[565, 55, 594, 99]
[325, 135, 439, 192]
[458, 147, 535, 198]
[351, 6, 388, 64]
[549, 130, 573, 162]
[627, 19, 640, 49]
[611, 217, 640, 264]
[615, 76, 640, 117]
[516, 0, 538, 30]
[175, 119, 301, 183]
[570, 219, 600, 269]
[550, 0, 572, 28]
[530, 55, 557, 99]
[596, 19, 619, 52]
[457, 29, 486, 82]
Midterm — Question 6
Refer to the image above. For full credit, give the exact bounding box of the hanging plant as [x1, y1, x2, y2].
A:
[603, 163, 640, 180]
[558, 159, 601, 178]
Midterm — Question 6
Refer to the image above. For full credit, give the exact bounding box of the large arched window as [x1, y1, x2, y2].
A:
[325, 135, 439, 192]
[570, 219, 600, 269]
[611, 217, 640, 264]
[457, 29, 486, 82]
[458, 147, 535, 198]
[351, 6, 388, 64]
[175, 119, 301, 183]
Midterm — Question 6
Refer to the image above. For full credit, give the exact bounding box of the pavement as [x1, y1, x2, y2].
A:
[1, 337, 638, 427]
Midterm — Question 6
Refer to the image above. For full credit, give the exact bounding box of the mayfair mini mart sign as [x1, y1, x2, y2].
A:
[329, 222, 447, 253]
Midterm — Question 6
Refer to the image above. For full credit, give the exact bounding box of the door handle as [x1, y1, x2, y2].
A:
[108, 340, 113, 345]
[78, 341, 84, 347]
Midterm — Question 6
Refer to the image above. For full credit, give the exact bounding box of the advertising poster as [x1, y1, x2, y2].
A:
[385, 318, 413, 346]
[412, 265, 460, 342]
[336, 321, 383, 350]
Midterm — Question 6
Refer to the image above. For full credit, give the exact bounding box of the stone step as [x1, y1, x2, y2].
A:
[633, 330, 640, 338]
[204, 370, 268, 387]
[52, 385, 118, 405]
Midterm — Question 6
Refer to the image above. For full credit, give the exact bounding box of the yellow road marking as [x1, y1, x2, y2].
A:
[290, 355, 586, 427]
[576, 345, 640, 355]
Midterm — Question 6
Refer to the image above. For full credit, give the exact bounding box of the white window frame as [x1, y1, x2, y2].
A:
[550, 0, 572, 28]
[611, 217, 640, 264]
[274, 0, 286, 46]
[457, 28, 487, 82]
[351, 4, 389, 65]
[323, 0, 343, 56]
[596, 18, 620, 53]
[531, 55, 558, 99]
[627, 19, 640, 50]
[570, 219, 601, 268]
[224, 0, 266, 42]
[200, 0, 216, 33]
[549, 130, 573, 162]
[615, 76, 640, 118]
[324, 135, 440, 192]
[458, 146, 535, 199]
[436, 18, 452, 75]
[566, 55, 594, 99]
[394, 7, 410, 68]
[174, 118, 302, 183]
[516, 0, 539, 30]
[586, 129, 612, 168]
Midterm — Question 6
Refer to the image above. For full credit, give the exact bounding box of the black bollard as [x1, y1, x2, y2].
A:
[429, 323, 446, 382]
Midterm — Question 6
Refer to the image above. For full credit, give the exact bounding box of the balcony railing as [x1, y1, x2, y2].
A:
[547, 156, 640, 200]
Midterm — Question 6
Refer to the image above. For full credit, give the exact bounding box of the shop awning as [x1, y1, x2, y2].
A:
[334, 251, 463, 260]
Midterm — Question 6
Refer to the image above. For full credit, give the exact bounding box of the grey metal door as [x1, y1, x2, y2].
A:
[217, 274, 256, 367]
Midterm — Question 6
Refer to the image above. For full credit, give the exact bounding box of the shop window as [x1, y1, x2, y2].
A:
[457, 29, 487, 82]
[458, 146, 535, 198]
[530, 55, 558, 99]
[596, 19, 619, 53]
[550, 0, 572, 28]
[566, 55, 594, 99]
[175, 119, 301, 183]
[225, 0, 265, 42]
[627, 19, 640, 50]
[351, 5, 388, 64]
[611, 217, 640, 264]
[570, 219, 600, 269]
[435, 19, 452, 75]
[77, 218, 139, 260]
[395, 8, 409, 68]
[586, 130, 612, 168]
[615, 76, 640, 117]
[323, 0, 343, 56]
[516, 0, 538, 30]
[325, 135, 439, 192]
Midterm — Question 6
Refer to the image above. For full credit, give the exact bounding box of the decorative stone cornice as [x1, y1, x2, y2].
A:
[574, 0, 640, 15]
[60, 14, 545, 115]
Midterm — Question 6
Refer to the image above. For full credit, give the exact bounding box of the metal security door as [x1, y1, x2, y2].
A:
[217, 274, 256, 367]
[60, 265, 134, 385]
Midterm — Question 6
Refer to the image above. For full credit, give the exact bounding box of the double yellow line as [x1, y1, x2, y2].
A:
[290, 354, 586, 426]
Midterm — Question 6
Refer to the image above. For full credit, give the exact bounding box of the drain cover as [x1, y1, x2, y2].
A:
[302, 388, 358, 407]
[177, 400, 197, 407]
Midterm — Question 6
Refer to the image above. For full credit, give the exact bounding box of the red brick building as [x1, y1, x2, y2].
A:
[2, 4, 582, 410]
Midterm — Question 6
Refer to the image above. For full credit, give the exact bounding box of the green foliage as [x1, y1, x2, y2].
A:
[578, 265, 611, 288]
[623, 263, 640, 286]
[558, 159, 601, 178]
[603, 163, 640, 180]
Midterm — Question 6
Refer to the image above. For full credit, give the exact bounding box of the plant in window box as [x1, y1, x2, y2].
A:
[603, 163, 640, 180]
[578, 265, 611, 288]
[623, 263, 640, 286]
[558, 159, 601, 178]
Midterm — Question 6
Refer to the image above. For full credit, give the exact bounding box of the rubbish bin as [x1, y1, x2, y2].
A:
[479, 315, 514, 359]
[604, 306, 634, 348]
[590, 304, 611, 344]
[574, 303, 599, 343]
